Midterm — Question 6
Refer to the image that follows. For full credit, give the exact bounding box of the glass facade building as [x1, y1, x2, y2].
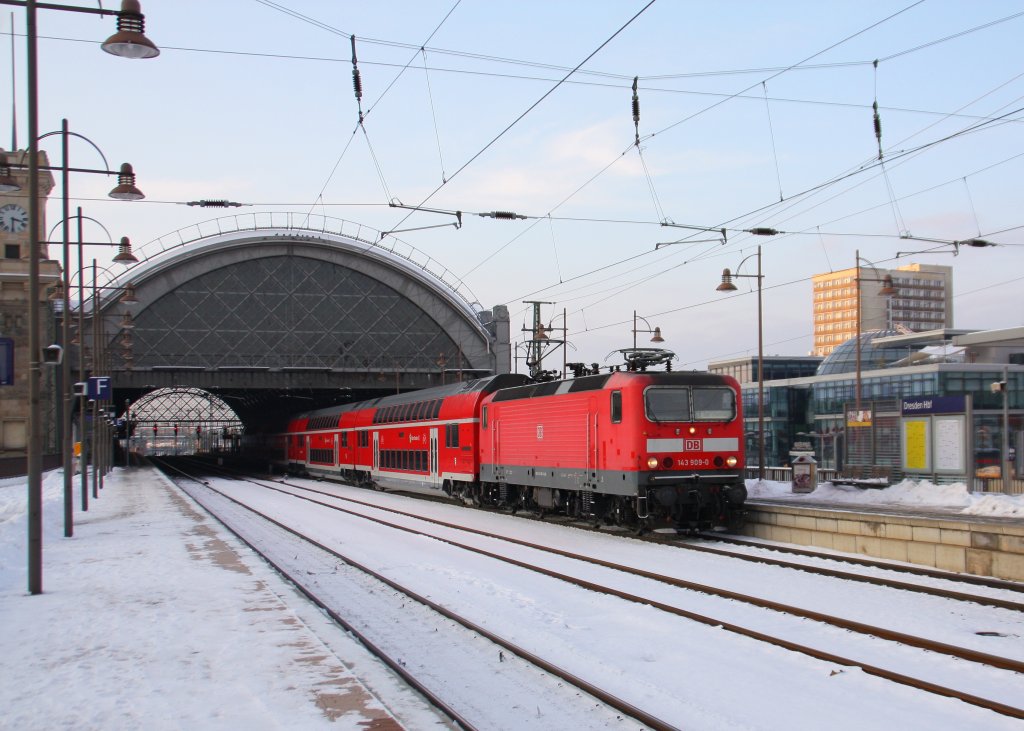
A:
[710, 330, 1024, 490]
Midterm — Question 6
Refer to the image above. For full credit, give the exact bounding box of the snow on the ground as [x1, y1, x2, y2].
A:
[747, 476, 1024, 516]
[0, 468, 442, 730]
[1, 467, 1022, 730]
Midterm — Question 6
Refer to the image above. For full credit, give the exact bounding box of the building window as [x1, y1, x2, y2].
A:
[4, 244, 19, 260]
[0, 337, 12, 385]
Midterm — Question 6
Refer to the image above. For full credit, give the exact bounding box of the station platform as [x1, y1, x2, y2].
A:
[0, 465, 438, 730]
[742, 498, 1024, 581]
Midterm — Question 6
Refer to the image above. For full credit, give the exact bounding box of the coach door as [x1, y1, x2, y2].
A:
[429, 427, 439, 489]
[372, 432, 379, 473]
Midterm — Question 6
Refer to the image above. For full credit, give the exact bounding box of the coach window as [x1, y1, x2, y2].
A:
[610, 390, 622, 423]
[341, 432, 348, 447]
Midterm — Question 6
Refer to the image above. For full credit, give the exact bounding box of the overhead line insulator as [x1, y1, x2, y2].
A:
[479, 211, 527, 220]
[351, 34, 365, 124]
[631, 76, 640, 146]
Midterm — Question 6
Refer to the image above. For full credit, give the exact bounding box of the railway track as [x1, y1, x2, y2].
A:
[156, 458, 669, 731]
[163, 460, 1024, 722]
[692, 532, 1024, 595]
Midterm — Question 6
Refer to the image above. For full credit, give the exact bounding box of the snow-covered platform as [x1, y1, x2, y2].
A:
[743, 483, 1024, 581]
[0, 465, 440, 730]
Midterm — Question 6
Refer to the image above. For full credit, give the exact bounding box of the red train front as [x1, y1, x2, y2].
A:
[477, 371, 747, 531]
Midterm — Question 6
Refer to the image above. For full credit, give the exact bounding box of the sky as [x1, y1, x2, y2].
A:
[3, 1, 1023, 370]
[1, 466, 1023, 729]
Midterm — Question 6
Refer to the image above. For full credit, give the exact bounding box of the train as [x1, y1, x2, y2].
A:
[278, 369, 747, 531]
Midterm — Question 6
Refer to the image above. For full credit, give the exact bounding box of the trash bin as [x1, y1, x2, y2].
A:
[791, 454, 817, 493]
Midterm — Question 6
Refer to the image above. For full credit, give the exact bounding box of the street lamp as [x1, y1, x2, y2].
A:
[74, 260, 139, 499]
[53, 236, 137, 509]
[716, 245, 765, 480]
[853, 249, 896, 415]
[632, 311, 664, 350]
[9, 0, 157, 595]
[29, 120, 145, 539]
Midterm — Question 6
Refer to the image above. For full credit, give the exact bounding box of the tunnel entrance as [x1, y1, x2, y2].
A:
[126, 387, 243, 457]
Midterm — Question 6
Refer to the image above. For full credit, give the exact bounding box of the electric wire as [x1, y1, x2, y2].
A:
[383, 0, 659, 239]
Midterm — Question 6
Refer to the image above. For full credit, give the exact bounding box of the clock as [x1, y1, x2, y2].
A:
[0, 204, 28, 233]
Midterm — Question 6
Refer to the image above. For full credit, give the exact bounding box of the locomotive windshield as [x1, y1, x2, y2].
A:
[644, 386, 735, 422]
[644, 387, 691, 422]
[692, 387, 736, 421]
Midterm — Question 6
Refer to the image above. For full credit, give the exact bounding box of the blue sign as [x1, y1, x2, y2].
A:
[901, 395, 967, 415]
[87, 376, 112, 400]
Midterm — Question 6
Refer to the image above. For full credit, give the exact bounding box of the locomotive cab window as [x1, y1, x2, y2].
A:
[482, 406, 489, 429]
[692, 387, 735, 421]
[644, 386, 691, 422]
[610, 390, 622, 423]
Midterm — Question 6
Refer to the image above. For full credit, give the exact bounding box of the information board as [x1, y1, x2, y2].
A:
[902, 418, 930, 472]
[934, 415, 966, 473]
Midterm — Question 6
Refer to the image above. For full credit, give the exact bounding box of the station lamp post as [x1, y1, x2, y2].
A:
[34, 119, 145, 539]
[853, 250, 896, 414]
[55, 246, 138, 511]
[7, 0, 158, 595]
[716, 245, 765, 480]
[631, 311, 664, 351]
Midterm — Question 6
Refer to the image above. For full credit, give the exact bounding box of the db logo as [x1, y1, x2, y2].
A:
[684, 439, 701, 451]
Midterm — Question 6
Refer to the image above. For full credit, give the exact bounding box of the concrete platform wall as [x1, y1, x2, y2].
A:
[742, 503, 1024, 582]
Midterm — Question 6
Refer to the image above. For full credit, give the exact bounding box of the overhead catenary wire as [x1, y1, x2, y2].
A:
[383, 0, 659, 239]
[762, 81, 784, 202]
[470, 1, 936, 284]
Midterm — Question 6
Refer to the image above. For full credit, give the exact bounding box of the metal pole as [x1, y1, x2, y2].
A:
[60, 119, 72, 538]
[77, 209, 87, 511]
[632, 310, 637, 350]
[26, 0, 43, 595]
[562, 307, 567, 380]
[854, 249, 862, 414]
[1002, 365, 1011, 495]
[91, 259, 98, 500]
[756, 245, 765, 481]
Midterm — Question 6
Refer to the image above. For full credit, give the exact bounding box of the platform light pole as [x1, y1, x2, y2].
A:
[716, 245, 765, 480]
[631, 311, 664, 351]
[853, 250, 896, 414]
[59, 239, 138, 510]
[9, 0, 159, 595]
[33, 121, 144, 539]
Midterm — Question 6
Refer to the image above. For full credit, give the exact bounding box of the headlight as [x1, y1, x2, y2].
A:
[646, 456, 659, 469]
[726, 456, 738, 467]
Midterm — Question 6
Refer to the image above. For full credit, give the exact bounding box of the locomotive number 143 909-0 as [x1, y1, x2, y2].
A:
[676, 457, 711, 468]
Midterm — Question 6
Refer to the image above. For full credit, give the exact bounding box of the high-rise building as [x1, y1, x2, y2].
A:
[811, 262, 952, 356]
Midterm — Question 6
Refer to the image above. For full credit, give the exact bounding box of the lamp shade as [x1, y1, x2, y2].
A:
[101, 0, 160, 59]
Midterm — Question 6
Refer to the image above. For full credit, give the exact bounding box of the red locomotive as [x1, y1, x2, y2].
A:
[280, 370, 746, 531]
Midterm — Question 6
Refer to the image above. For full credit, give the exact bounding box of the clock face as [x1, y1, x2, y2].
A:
[0, 204, 28, 234]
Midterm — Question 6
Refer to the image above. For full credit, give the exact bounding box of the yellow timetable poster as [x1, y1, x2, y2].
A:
[903, 419, 929, 471]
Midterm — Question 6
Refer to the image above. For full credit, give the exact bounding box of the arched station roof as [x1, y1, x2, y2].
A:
[86, 214, 511, 430]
